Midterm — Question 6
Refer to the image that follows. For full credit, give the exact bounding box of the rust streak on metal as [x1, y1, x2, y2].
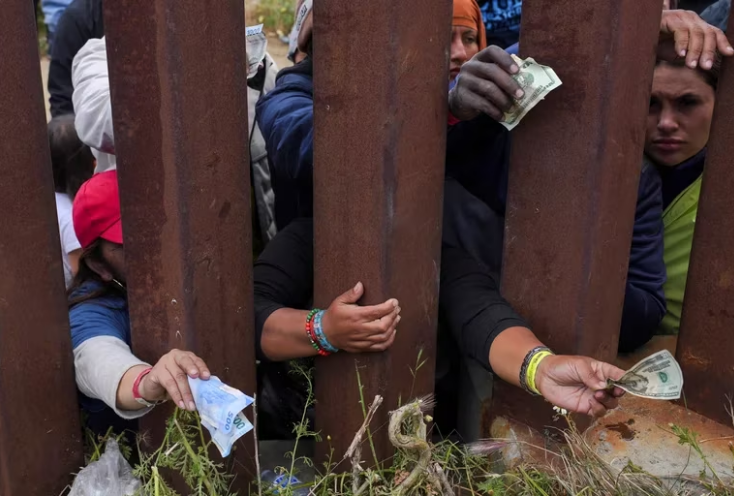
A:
[312, 0, 451, 461]
[104, 0, 257, 485]
[491, 0, 663, 430]
[675, 10, 734, 427]
[0, 0, 83, 492]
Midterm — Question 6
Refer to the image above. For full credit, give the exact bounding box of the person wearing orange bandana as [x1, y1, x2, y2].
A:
[451, 0, 488, 82]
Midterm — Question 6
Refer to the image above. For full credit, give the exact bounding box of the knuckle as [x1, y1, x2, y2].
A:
[486, 63, 502, 77]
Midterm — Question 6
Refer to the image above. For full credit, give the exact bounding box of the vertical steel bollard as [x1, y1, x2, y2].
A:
[0, 0, 83, 493]
[491, 0, 663, 430]
[676, 11, 734, 427]
[104, 0, 257, 488]
[312, 0, 452, 460]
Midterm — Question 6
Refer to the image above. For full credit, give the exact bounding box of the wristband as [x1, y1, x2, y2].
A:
[314, 310, 338, 353]
[306, 309, 330, 356]
[526, 350, 553, 395]
[519, 346, 553, 395]
[132, 366, 158, 407]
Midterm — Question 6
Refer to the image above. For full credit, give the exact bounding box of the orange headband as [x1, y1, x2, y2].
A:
[453, 0, 487, 50]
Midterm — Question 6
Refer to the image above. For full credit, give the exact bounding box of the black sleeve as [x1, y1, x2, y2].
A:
[439, 244, 529, 373]
[253, 218, 315, 360]
[48, 0, 104, 117]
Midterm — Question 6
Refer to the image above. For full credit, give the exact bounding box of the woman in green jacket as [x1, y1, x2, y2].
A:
[645, 57, 720, 334]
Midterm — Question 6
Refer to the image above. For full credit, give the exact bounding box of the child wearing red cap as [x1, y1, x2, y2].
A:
[68, 170, 211, 435]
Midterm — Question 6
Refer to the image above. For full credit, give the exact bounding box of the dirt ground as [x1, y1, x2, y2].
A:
[40, 34, 292, 121]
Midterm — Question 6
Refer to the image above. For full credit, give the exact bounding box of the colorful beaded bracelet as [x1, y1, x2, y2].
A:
[306, 309, 330, 356]
[314, 310, 338, 353]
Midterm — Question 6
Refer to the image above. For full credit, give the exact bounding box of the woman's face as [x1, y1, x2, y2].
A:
[450, 26, 479, 81]
[645, 63, 716, 167]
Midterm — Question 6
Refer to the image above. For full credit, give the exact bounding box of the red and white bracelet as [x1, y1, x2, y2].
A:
[132, 367, 158, 407]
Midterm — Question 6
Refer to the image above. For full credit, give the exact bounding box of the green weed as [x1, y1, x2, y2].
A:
[248, 0, 295, 35]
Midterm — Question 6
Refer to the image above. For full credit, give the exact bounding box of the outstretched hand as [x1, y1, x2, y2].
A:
[658, 10, 734, 69]
[140, 349, 211, 411]
[534, 355, 625, 417]
[448, 45, 525, 122]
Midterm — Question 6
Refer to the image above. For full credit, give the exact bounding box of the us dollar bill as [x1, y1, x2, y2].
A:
[607, 350, 683, 400]
[501, 54, 563, 131]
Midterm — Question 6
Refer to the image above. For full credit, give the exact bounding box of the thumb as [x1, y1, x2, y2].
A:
[578, 359, 610, 391]
[598, 361, 625, 383]
[337, 282, 364, 305]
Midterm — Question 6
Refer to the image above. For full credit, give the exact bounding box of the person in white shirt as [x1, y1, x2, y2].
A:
[71, 34, 280, 247]
[49, 115, 95, 287]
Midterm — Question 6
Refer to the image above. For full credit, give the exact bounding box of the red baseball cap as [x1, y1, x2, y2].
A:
[73, 170, 123, 249]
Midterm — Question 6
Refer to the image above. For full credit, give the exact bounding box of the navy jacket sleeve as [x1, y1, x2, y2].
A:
[255, 61, 315, 228]
[618, 162, 667, 352]
[700, 0, 731, 32]
[48, 0, 104, 117]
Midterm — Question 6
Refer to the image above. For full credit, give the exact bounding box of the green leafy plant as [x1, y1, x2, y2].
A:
[134, 409, 235, 496]
[665, 422, 733, 495]
[72, 358, 734, 495]
[248, 0, 295, 35]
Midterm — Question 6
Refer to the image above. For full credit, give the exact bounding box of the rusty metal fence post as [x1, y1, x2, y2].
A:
[312, 0, 451, 460]
[0, 0, 84, 493]
[103, 0, 257, 488]
[491, 0, 663, 430]
[675, 11, 734, 427]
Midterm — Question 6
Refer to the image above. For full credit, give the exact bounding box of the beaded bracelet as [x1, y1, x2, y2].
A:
[519, 346, 553, 395]
[306, 309, 330, 356]
[314, 310, 339, 353]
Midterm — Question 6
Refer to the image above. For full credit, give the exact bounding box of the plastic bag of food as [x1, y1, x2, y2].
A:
[69, 439, 141, 496]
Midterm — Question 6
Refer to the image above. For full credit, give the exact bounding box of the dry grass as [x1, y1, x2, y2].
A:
[72, 368, 734, 495]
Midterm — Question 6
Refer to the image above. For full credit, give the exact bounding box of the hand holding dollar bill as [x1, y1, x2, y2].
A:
[501, 54, 563, 131]
[189, 376, 255, 457]
[607, 350, 683, 400]
[246, 24, 267, 79]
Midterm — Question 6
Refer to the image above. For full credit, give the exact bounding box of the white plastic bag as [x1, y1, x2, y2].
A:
[69, 439, 141, 496]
